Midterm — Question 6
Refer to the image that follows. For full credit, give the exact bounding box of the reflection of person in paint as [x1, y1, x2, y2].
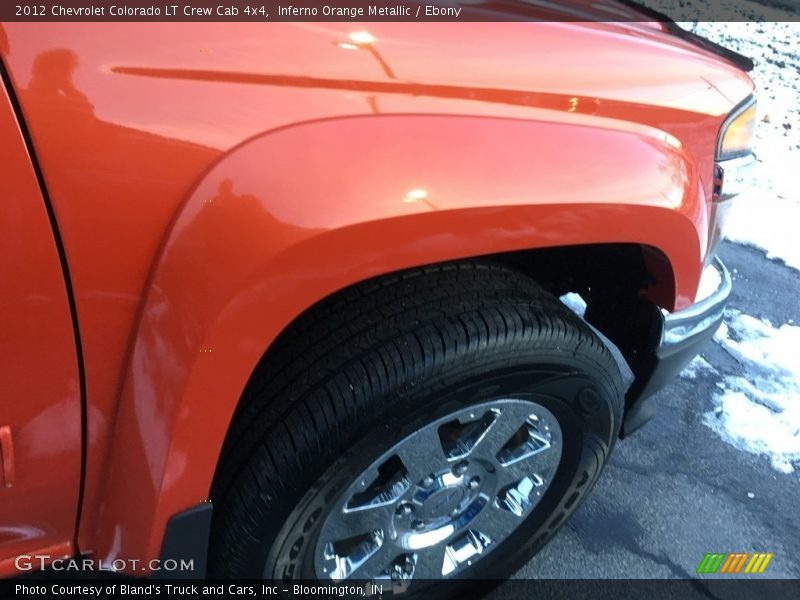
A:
[29, 49, 91, 108]
[23, 45, 219, 168]
[158, 174, 322, 345]
[210, 178, 254, 206]
[16, 43, 222, 446]
[193, 176, 298, 263]
[24, 48, 100, 156]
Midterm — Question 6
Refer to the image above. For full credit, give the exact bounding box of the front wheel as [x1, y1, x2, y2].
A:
[209, 262, 626, 594]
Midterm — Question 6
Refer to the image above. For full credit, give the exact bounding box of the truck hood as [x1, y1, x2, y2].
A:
[5, 20, 755, 156]
[458, 0, 669, 24]
[481, 0, 754, 72]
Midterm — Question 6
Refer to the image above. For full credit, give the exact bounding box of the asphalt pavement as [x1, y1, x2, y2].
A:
[505, 241, 800, 581]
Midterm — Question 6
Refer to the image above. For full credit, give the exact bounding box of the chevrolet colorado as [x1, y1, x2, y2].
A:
[0, 6, 755, 591]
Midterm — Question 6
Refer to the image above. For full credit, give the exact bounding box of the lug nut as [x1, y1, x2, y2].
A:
[468, 477, 480, 490]
[452, 461, 469, 476]
[422, 475, 435, 487]
[412, 520, 425, 530]
[396, 503, 413, 516]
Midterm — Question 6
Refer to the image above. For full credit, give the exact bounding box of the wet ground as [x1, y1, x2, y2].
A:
[507, 241, 800, 582]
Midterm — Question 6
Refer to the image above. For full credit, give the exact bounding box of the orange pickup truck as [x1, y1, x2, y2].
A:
[1, 7, 755, 591]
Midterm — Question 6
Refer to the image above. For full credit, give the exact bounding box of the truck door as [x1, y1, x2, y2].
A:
[0, 75, 82, 574]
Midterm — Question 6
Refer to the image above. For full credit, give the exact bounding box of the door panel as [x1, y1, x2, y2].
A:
[0, 79, 81, 575]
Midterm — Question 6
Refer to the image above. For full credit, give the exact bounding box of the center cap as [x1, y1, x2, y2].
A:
[418, 486, 465, 519]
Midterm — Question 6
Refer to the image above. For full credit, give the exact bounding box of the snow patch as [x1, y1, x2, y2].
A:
[704, 310, 800, 473]
[680, 355, 717, 380]
[560, 292, 587, 317]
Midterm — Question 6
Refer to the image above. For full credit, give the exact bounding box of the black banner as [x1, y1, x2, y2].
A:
[4, 579, 800, 600]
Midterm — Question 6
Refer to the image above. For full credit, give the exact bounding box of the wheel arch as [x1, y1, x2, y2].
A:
[90, 113, 705, 569]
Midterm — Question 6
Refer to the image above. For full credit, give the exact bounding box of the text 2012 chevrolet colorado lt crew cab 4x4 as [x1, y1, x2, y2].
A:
[0, 5, 755, 591]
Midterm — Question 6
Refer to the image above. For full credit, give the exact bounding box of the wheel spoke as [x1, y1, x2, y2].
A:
[313, 398, 565, 583]
[496, 441, 560, 488]
[344, 455, 412, 514]
[469, 497, 524, 541]
[395, 426, 448, 483]
[411, 546, 445, 579]
[438, 408, 500, 460]
[441, 529, 492, 576]
[476, 403, 530, 456]
[324, 504, 395, 543]
[351, 541, 399, 580]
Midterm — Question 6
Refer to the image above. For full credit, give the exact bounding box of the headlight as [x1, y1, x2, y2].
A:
[716, 96, 756, 161]
[706, 95, 757, 263]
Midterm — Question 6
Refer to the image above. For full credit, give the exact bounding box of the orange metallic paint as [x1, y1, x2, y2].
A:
[0, 21, 753, 573]
[0, 81, 80, 575]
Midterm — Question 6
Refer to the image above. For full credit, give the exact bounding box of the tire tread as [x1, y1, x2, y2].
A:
[209, 261, 624, 578]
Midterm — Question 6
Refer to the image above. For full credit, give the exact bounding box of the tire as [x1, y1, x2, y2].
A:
[209, 261, 625, 593]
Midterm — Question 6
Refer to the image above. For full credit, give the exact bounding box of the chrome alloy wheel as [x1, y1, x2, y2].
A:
[314, 399, 563, 581]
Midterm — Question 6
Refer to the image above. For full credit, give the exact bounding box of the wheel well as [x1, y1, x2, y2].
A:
[208, 257, 629, 579]
[491, 243, 670, 412]
[491, 243, 672, 303]
[211, 243, 669, 522]
[231, 243, 670, 440]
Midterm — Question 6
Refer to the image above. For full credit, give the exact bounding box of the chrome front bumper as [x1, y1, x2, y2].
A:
[622, 149, 750, 436]
[662, 257, 732, 349]
[717, 154, 757, 202]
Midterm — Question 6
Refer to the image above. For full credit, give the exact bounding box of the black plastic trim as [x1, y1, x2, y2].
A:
[156, 502, 213, 580]
[618, 1, 754, 72]
[622, 258, 731, 436]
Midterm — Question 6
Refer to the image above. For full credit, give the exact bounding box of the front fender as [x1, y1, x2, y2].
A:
[92, 114, 704, 568]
